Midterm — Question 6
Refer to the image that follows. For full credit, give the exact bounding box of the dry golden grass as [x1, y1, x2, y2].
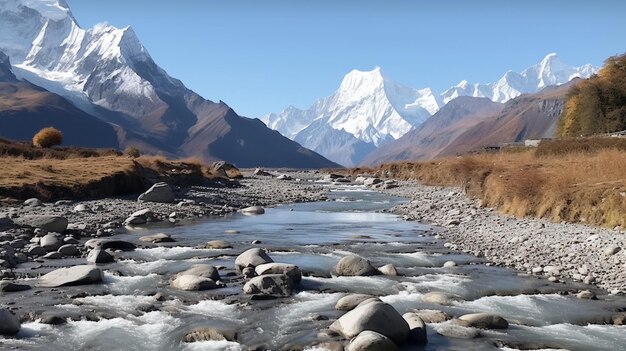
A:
[0, 140, 216, 201]
[349, 146, 626, 228]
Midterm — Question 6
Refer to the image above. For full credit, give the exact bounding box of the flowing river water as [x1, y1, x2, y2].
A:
[2, 183, 626, 350]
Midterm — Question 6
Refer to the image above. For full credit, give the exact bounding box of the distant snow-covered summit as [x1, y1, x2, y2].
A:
[263, 54, 598, 166]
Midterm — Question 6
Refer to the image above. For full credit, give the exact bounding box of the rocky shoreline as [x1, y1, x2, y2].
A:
[382, 180, 626, 294]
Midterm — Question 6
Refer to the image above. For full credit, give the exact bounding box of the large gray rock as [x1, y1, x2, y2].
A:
[57, 244, 80, 257]
[138, 182, 175, 203]
[235, 248, 273, 270]
[176, 264, 220, 282]
[183, 327, 237, 342]
[403, 312, 428, 345]
[87, 249, 114, 264]
[27, 245, 47, 257]
[378, 264, 398, 276]
[139, 233, 175, 243]
[23, 198, 42, 207]
[123, 209, 155, 225]
[334, 255, 379, 276]
[458, 313, 509, 329]
[204, 240, 232, 249]
[335, 294, 374, 311]
[0, 308, 20, 335]
[241, 206, 265, 215]
[255, 263, 302, 283]
[346, 331, 398, 351]
[422, 291, 461, 305]
[0, 281, 31, 293]
[39, 265, 102, 287]
[14, 215, 68, 233]
[243, 274, 294, 296]
[40, 233, 62, 251]
[329, 300, 409, 344]
[210, 161, 241, 178]
[171, 274, 221, 291]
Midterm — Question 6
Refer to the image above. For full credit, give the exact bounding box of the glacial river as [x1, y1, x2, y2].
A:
[3, 184, 626, 350]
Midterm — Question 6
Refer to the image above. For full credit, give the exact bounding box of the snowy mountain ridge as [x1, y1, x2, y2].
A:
[263, 54, 597, 166]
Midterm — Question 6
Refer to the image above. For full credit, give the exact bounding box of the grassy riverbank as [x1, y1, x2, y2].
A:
[0, 139, 216, 203]
[349, 138, 626, 229]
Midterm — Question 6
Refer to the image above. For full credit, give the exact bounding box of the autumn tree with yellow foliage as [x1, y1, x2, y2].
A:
[558, 53, 626, 137]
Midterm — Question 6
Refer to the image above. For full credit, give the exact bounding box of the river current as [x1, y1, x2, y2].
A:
[3, 184, 626, 351]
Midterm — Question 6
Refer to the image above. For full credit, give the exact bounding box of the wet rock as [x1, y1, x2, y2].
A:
[576, 290, 597, 300]
[139, 233, 175, 243]
[57, 244, 80, 257]
[242, 267, 256, 279]
[243, 274, 293, 297]
[171, 274, 221, 291]
[241, 206, 265, 215]
[334, 255, 379, 276]
[0, 281, 31, 292]
[138, 182, 175, 203]
[255, 263, 302, 283]
[458, 313, 508, 329]
[87, 249, 114, 264]
[346, 330, 398, 351]
[421, 291, 461, 305]
[0, 308, 20, 335]
[313, 342, 345, 351]
[27, 245, 47, 257]
[40, 314, 67, 325]
[435, 323, 480, 339]
[23, 198, 42, 207]
[176, 264, 220, 282]
[124, 209, 154, 226]
[183, 327, 237, 342]
[235, 248, 273, 270]
[402, 312, 428, 344]
[205, 240, 232, 249]
[39, 265, 103, 287]
[85, 239, 136, 251]
[336, 294, 375, 311]
[14, 215, 68, 233]
[329, 300, 409, 344]
[378, 264, 398, 276]
[40, 233, 62, 251]
[414, 309, 451, 323]
[43, 251, 62, 259]
[611, 312, 626, 325]
[443, 261, 457, 268]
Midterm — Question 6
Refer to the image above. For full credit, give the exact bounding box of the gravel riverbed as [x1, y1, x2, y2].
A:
[383, 181, 626, 294]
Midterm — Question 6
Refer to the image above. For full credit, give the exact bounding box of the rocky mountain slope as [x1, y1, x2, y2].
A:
[0, 52, 119, 148]
[0, 0, 338, 168]
[364, 81, 578, 165]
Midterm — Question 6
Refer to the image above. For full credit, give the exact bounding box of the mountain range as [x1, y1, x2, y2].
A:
[264, 54, 597, 166]
[0, 0, 338, 168]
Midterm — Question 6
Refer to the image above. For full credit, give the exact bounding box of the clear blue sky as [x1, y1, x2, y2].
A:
[66, 0, 625, 118]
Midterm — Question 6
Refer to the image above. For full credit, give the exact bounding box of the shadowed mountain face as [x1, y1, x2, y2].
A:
[362, 81, 579, 165]
[0, 53, 119, 148]
[440, 81, 578, 157]
[363, 96, 503, 165]
[0, 0, 339, 169]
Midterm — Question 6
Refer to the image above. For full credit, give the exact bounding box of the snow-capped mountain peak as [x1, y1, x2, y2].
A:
[441, 53, 597, 103]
